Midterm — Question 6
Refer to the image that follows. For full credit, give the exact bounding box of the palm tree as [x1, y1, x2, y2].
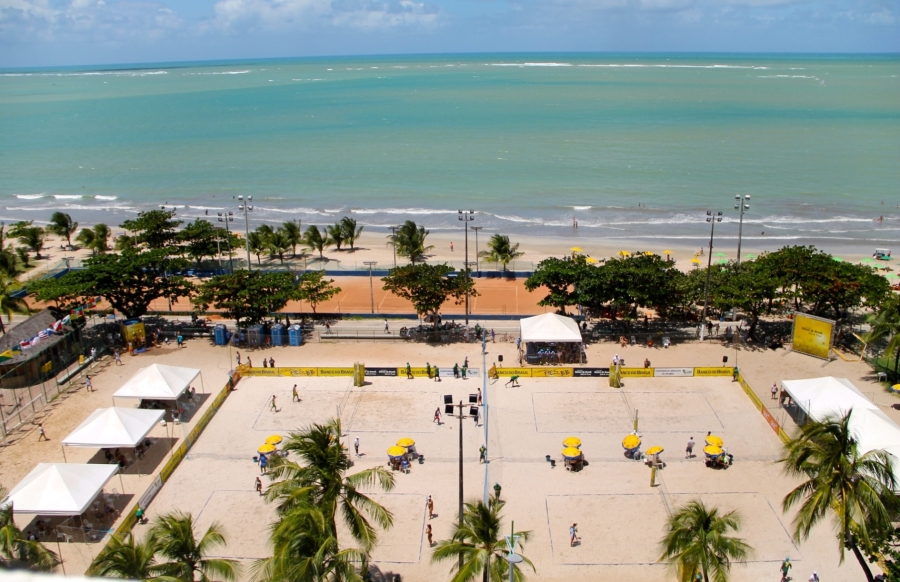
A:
[252, 504, 368, 582]
[0, 490, 59, 570]
[89, 532, 160, 579]
[479, 235, 524, 272]
[389, 220, 433, 264]
[280, 220, 302, 257]
[265, 418, 395, 551]
[302, 226, 332, 261]
[866, 294, 900, 382]
[0, 273, 29, 335]
[248, 231, 266, 265]
[76, 228, 96, 252]
[47, 212, 78, 247]
[432, 497, 534, 582]
[16, 227, 45, 260]
[779, 411, 900, 582]
[91, 224, 111, 254]
[150, 510, 240, 582]
[114, 234, 136, 252]
[326, 223, 345, 251]
[0, 224, 17, 276]
[267, 231, 291, 264]
[14, 248, 30, 268]
[659, 499, 751, 582]
[340, 217, 364, 251]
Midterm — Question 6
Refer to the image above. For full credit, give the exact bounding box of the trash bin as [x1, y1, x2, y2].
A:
[288, 324, 304, 346]
[214, 324, 229, 346]
[271, 324, 285, 346]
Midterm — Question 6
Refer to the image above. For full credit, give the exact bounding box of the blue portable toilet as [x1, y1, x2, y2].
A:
[271, 324, 285, 346]
[288, 324, 304, 346]
[214, 324, 229, 346]
[247, 324, 265, 347]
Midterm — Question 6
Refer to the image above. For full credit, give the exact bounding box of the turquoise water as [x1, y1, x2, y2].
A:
[1, 53, 898, 250]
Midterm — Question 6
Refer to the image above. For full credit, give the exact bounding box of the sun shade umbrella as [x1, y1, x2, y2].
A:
[396, 437, 415, 447]
[645, 445, 664, 455]
[563, 436, 581, 448]
[714, 252, 727, 257]
[258, 444, 276, 455]
[622, 434, 641, 450]
[618, 250, 632, 257]
[265, 435, 283, 445]
[663, 250, 673, 255]
[705, 435, 724, 447]
[703, 445, 723, 456]
[562, 447, 583, 459]
[717, 259, 728, 264]
[585, 257, 597, 264]
[832, 256, 844, 262]
[745, 253, 756, 259]
[570, 247, 583, 253]
[387, 446, 407, 458]
[691, 258, 701, 264]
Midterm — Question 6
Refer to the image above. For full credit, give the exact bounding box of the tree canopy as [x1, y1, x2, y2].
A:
[382, 264, 477, 325]
[194, 270, 298, 326]
[296, 271, 341, 314]
[120, 210, 182, 251]
[389, 220, 433, 264]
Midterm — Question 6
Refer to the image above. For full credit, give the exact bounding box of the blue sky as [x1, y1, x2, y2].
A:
[1, 0, 898, 67]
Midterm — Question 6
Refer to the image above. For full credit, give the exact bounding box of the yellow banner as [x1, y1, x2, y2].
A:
[495, 368, 532, 377]
[792, 313, 834, 360]
[620, 367, 654, 377]
[532, 367, 574, 378]
[397, 367, 438, 377]
[317, 367, 355, 377]
[693, 367, 734, 377]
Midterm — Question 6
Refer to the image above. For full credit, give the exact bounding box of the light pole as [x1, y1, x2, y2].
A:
[470, 226, 483, 277]
[159, 206, 177, 312]
[217, 212, 235, 274]
[444, 395, 476, 572]
[734, 195, 751, 264]
[364, 261, 377, 314]
[237, 196, 253, 271]
[458, 210, 475, 325]
[481, 331, 490, 504]
[700, 211, 722, 341]
[504, 522, 523, 582]
[388, 225, 399, 268]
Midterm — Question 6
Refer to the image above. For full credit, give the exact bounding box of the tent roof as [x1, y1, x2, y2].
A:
[62, 407, 165, 448]
[2, 463, 118, 515]
[113, 363, 200, 400]
[519, 313, 582, 343]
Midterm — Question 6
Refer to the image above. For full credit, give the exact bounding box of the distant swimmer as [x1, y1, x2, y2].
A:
[878, 216, 884, 223]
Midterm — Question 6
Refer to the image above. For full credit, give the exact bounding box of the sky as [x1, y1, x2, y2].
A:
[0, 0, 898, 68]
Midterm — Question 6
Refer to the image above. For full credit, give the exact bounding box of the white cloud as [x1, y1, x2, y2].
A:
[209, 0, 439, 31]
[866, 7, 895, 24]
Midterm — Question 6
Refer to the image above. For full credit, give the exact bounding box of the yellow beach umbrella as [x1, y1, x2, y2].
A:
[703, 445, 723, 456]
[585, 257, 597, 264]
[646, 445, 664, 455]
[618, 250, 632, 257]
[563, 436, 581, 448]
[258, 444, 277, 455]
[562, 447, 583, 459]
[691, 258, 701, 264]
[705, 435, 724, 447]
[396, 437, 416, 448]
[570, 247, 583, 253]
[387, 446, 407, 458]
[622, 434, 641, 450]
[663, 250, 673, 255]
[265, 435, 283, 446]
[643, 251, 654, 256]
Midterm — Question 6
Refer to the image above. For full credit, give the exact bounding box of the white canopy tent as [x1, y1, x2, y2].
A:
[1, 463, 119, 515]
[62, 407, 164, 450]
[782, 377, 900, 485]
[519, 313, 582, 343]
[112, 363, 201, 401]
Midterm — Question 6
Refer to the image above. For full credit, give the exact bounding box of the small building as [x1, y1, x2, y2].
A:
[0, 309, 80, 389]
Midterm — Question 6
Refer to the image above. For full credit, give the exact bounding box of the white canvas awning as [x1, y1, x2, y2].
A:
[519, 313, 582, 343]
[2, 463, 118, 515]
[62, 407, 164, 449]
[113, 363, 200, 400]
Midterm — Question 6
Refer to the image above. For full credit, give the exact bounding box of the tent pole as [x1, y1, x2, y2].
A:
[119, 473, 125, 494]
[56, 539, 66, 575]
[62, 446, 67, 463]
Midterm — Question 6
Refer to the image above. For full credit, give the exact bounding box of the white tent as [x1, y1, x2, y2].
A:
[62, 407, 164, 449]
[2, 463, 119, 515]
[782, 377, 900, 485]
[519, 313, 582, 343]
[113, 363, 200, 400]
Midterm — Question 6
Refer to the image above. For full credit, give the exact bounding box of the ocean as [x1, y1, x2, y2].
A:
[1, 53, 898, 253]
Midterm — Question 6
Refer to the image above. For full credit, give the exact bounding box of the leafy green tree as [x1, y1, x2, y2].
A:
[479, 235, 523, 272]
[303, 226, 332, 260]
[580, 253, 682, 319]
[389, 220, 433, 264]
[340, 217, 363, 251]
[0, 490, 59, 570]
[89, 532, 161, 579]
[179, 219, 223, 266]
[120, 210, 182, 251]
[194, 270, 298, 326]
[382, 264, 478, 327]
[15, 226, 45, 260]
[864, 525, 900, 581]
[0, 224, 18, 275]
[150, 511, 240, 582]
[46, 212, 78, 247]
[658, 499, 751, 582]
[265, 419, 395, 551]
[90, 224, 111, 254]
[296, 271, 341, 314]
[326, 223, 346, 251]
[252, 504, 368, 582]
[30, 249, 193, 319]
[14, 248, 30, 268]
[523, 256, 588, 314]
[267, 230, 292, 264]
[432, 497, 534, 582]
[866, 294, 900, 381]
[280, 220, 302, 257]
[779, 411, 900, 582]
[711, 260, 779, 339]
[0, 273, 29, 335]
[76, 228, 96, 254]
[114, 234, 137, 252]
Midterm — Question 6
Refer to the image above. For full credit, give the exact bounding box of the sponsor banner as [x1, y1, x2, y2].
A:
[366, 367, 398, 376]
[496, 368, 532, 378]
[243, 367, 319, 377]
[620, 367, 654, 377]
[397, 367, 480, 378]
[694, 367, 734, 377]
[318, 367, 355, 377]
[572, 368, 610, 377]
[792, 313, 834, 360]
[532, 367, 574, 378]
[655, 367, 694, 378]
[760, 407, 781, 435]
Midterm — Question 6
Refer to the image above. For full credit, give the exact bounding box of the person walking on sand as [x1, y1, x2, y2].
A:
[808, 572, 819, 582]
[477, 388, 482, 405]
[270, 395, 278, 412]
[570, 523, 578, 547]
[255, 476, 263, 496]
[292, 385, 301, 402]
[450, 242, 454, 252]
[426, 524, 433, 546]
[780, 557, 792, 581]
[433, 408, 442, 424]
[236, 352, 241, 366]
[685, 436, 695, 459]
[354, 436, 360, 457]
[427, 495, 435, 519]
[772, 383, 779, 400]
[38, 423, 48, 441]
[433, 366, 440, 382]
[473, 406, 479, 425]
[85, 375, 94, 392]
[260, 455, 268, 474]
[269, 357, 275, 368]
[461, 365, 468, 379]
[426, 362, 432, 379]
[406, 363, 413, 379]
[247, 356, 253, 368]
[479, 444, 486, 464]
[453, 363, 460, 379]
[114, 350, 122, 366]
[384, 320, 389, 334]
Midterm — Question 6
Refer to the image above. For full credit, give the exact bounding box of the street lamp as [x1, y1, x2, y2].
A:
[458, 210, 475, 325]
[444, 394, 478, 571]
[700, 211, 722, 341]
[470, 226, 483, 276]
[734, 195, 751, 264]
[217, 212, 235, 274]
[504, 523, 523, 582]
[237, 196, 253, 271]
[364, 261, 377, 314]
